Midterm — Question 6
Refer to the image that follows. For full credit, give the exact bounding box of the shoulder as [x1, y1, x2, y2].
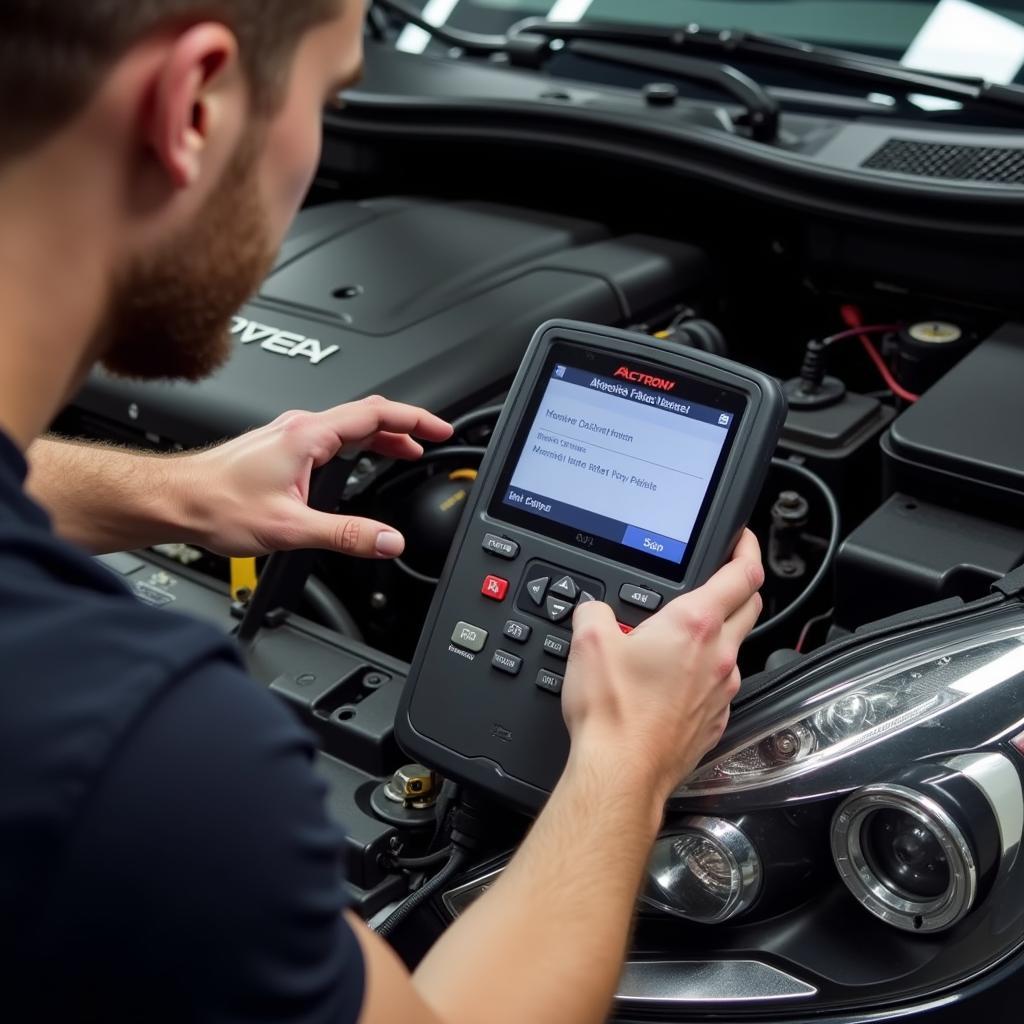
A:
[26, 652, 366, 1023]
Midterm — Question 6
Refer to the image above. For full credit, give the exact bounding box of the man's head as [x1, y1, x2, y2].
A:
[0, 1, 364, 381]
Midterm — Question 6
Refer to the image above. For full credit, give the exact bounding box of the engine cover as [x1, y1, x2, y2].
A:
[71, 197, 708, 446]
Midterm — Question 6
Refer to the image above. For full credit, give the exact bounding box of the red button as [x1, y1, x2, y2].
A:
[482, 575, 509, 601]
[618, 622, 634, 635]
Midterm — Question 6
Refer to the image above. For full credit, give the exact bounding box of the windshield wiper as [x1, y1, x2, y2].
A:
[562, 40, 780, 141]
[508, 18, 1024, 119]
[372, 2, 1024, 125]
[371, 1, 779, 141]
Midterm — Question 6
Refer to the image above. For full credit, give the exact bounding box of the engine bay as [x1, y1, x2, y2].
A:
[67, 191, 1024, 662]
[60, 33, 1024, 1018]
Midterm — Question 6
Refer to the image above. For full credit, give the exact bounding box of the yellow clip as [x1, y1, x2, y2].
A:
[448, 468, 479, 482]
[230, 557, 258, 603]
[653, 329, 672, 339]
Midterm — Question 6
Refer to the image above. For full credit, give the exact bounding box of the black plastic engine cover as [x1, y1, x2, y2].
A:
[72, 197, 708, 446]
[882, 322, 1024, 522]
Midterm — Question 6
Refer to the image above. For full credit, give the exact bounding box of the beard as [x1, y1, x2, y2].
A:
[99, 132, 274, 382]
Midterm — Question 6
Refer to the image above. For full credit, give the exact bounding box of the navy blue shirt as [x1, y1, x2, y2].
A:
[0, 432, 364, 1022]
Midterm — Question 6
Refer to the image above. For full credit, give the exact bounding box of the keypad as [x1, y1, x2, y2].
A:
[516, 563, 604, 624]
[444, 563, 661, 698]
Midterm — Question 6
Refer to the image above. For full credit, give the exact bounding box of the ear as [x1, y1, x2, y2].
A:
[146, 23, 243, 189]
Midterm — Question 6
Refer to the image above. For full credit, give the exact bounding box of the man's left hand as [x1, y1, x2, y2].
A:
[180, 396, 453, 558]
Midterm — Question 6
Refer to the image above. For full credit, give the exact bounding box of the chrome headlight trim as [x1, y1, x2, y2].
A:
[677, 619, 1024, 800]
[642, 816, 763, 923]
[832, 784, 978, 933]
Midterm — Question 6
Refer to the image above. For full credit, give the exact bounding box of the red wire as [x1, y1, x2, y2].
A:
[840, 304, 920, 403]
[795, 608, 835, 653]
[857, 335, 920, 403]
[822, 323, 900, 347]
[795, 620, 813, 654]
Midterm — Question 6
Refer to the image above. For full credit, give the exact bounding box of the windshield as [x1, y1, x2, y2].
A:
[395, 0, 1024, 88]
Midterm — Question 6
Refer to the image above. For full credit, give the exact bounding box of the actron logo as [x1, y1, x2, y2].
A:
[613, 365, 677, 392]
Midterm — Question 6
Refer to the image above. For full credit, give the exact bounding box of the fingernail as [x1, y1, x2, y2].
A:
[375, 530, 404, 557]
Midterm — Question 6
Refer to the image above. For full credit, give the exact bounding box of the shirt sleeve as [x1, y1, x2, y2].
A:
[31, 656, 365, 1024]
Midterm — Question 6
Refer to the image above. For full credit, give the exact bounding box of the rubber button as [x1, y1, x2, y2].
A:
[503, 620, 532, 643]
[482, 533, 519, 559]
[492, 649, 523, 675]
[545, 595, 573, 622]
[535, 669, 564, 694]
[526, 577, 549, 605]
[543, 634, 570, 659]
[550, 575, 579, 600]
[482, 575, 509, 601]
[451, 621, 488, 652]
[619, 584, 663, 611]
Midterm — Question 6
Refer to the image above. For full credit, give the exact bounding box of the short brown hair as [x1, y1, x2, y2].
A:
[0, 1, 340, 158]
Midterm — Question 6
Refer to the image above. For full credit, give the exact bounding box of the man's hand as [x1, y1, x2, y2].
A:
[385, 532, 765, 1024]
[562, 529, 763, 805]
[27, 396, 453, 556]
[180, 397, 453, 558]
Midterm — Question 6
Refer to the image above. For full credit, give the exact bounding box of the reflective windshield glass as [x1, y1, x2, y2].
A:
[395, 0, 1024, 86]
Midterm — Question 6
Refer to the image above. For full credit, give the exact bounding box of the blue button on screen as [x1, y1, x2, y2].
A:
[621, 525, 686, 563]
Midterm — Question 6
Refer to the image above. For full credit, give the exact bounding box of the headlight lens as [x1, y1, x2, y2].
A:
[862, 807, 951, 899]
[831, 784, 977, 933]
[679, 625, 1024, 797]
[642, 817, 761, 923]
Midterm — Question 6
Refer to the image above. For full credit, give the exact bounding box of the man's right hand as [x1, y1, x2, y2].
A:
[561, 529, 764, 802]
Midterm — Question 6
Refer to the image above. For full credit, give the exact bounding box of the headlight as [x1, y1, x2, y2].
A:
[831, 753, 1022, 933]
[624, 606, 1024, 1015]
[642, 817, 762, 923]
[678, 620, 1024, 798]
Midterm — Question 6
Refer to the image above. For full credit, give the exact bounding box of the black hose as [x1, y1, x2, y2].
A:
[450, 405, 504, 442]
[748, 459, 840, 640]
[303, 576, 363, 641]
[373, 446, 487, 497]
[376, 848, 471, 941]
[393, 557, 441, 587]
[392, 846, 454, 871]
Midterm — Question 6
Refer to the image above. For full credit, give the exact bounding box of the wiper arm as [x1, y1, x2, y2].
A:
[508, 18, 1024, 118]
[566, 40, 779, 142]
[372, 0, 508, 54]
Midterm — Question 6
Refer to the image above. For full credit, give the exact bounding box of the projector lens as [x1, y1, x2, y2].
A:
[863, 808, 951, 900]
[832, 784, 977, 932]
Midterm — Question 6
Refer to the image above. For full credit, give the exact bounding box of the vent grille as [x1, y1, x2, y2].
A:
[862, 138, 1024, 184]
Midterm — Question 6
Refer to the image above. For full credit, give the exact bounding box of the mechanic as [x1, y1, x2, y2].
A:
[0, 3, 763, 1022]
